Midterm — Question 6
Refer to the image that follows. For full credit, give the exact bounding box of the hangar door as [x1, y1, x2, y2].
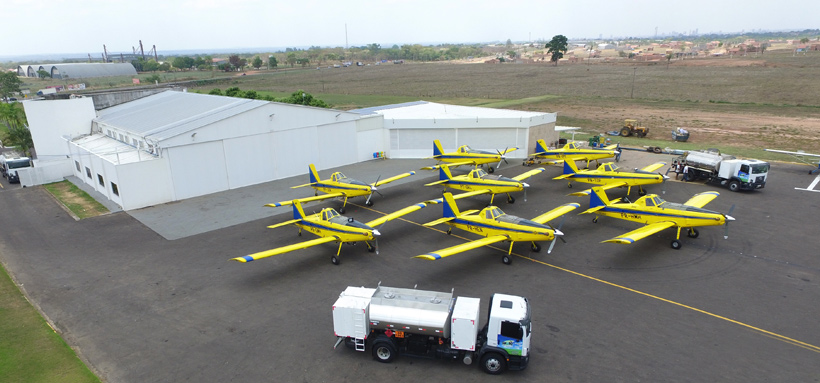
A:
[167, 141, 230, 200]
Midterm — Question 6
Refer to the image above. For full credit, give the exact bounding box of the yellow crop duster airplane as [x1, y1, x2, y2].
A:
[424, 139, 518, 173]
[555, 160, 669, 196]
[527, 140, 619, 168]
[268, 164, 415, 213]
[580, 187, 735, 250]
[424, 165, 547, 204]
[232, 199, 432, 265]
[416, 192, 580, 264]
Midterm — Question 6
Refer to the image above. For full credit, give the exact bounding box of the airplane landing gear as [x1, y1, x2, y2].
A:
[331, 255, 341, 265]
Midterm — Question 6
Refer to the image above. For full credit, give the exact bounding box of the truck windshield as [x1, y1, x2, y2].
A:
[8, 160, 31, 169]
[751, 164, 769, 174]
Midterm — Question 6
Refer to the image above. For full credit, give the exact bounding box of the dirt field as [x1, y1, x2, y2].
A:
[211, 50, 820, 154]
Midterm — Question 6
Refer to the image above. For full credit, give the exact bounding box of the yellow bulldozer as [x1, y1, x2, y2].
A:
[620, 119, 649, 137]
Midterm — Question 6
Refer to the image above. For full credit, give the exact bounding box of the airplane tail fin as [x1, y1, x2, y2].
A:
[308, 164, 321, 184]
[442, 192, 460, 218]
[292, 200, 307, 220]
[589, 187, 611, 208]
[439, 165, 454, 181]
[433, 140, 444, 157]
[535, 139, 549, 154]
[563, 159, 580, 175]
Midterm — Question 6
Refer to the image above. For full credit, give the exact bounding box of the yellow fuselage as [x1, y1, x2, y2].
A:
[595, 203, 727, 228]
[447, 215, 554, 242]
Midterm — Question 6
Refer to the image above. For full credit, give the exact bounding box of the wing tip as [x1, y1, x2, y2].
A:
[414, 253, 441, 260]
[231, 256, 253, 263]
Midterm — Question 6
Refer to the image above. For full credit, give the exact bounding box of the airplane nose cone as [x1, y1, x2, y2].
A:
[662, 174, 670, 180]
[372, 230, 381, 236]
[725, 215, 735, 222]
[554, 229, 564, 237]
[371, 186, 378, 191]
[522, 182, 530, 188]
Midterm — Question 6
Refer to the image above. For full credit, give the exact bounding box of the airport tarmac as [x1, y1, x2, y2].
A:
[1, 152, 819, 382]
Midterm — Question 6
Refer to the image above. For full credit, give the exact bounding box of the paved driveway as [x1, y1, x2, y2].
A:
[1, 154, 819, 382]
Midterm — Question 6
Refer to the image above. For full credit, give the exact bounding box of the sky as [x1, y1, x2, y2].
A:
[2, 0, 816, 59]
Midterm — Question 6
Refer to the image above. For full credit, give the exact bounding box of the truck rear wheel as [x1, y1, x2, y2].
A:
[372, 339, 397, 363]
[480, 353, 507, 375]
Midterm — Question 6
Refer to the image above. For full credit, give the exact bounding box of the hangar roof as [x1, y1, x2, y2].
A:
[18, 63, 137, 78]
[72, 133, 160, 165]
[350, 101, 548, 120]
[94, 91, 269, 142]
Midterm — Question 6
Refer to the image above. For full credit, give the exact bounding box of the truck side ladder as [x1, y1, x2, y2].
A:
[353, 310, 367, 352]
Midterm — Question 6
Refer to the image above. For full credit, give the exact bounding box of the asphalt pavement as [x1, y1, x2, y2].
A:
[1, 151, 819, 383]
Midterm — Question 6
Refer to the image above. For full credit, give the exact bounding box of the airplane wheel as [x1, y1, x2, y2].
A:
[508, 196, 515, 204]
[502, 255, 512, 265]
[446, 228, 452, 235]
[593, 217, 598, 223]
[639, 190, 646, 196]
[688, 229, 699, 238]
[331, 255, 340, 265]
[367, 244, 376, 253]
[670, 240, 682, 250]
[567, 183, 572, 188]
[339, 207, 345, 214]
[365, 200, 374, 207]
[531, 243, 541, 252]
[488, 166, 495, 173]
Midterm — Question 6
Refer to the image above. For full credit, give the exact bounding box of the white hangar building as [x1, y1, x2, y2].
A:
[23, 90, 556, 210]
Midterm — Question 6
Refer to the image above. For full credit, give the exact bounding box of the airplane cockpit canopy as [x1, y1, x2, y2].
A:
[644, 196, 664, 207]
[602, 163, 619, 172]
[322, 209, 341, 221]
[567, 143, 578, 150]
[470, 169, 488, 178]
[484, 207, 505, 220]
[331, 172, 346, 182]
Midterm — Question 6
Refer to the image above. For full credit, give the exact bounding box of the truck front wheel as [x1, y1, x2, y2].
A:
[728, 180, 740, 192]
[481, 353, 507, 375]
[372, 339, 397, 363]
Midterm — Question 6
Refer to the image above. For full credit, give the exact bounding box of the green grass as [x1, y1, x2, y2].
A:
[42, 181, 109, 219]
[0, 264, 101, 383]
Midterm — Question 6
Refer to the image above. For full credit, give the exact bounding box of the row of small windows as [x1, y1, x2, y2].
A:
[75, 161, 119, 197]
[106, 129, 144, 149]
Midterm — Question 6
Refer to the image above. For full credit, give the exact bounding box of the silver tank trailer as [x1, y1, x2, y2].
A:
[368, 286, 454, 337]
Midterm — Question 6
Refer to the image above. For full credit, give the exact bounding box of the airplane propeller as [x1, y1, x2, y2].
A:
[660, 173, 669, 194]
[366, 175, 384, 205]
[496, 148, 510, 170]
[723, 204, 736, 239]
[546, 216, 568, 254]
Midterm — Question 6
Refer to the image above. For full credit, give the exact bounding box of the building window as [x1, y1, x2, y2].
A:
[118, 133, 124, 141]
[111, 182, 119, 196]
[97, 174, 104, 186]
[75, 161, 80, 172]
[85, 167, 91, 179]
[132, 138, 138, 147]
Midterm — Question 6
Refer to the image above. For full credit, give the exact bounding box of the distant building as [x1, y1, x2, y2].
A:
[17, 63, 136, 79]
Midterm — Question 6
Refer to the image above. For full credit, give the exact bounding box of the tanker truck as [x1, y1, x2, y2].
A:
[332, 285, 531, 375]
[676, 150, 769, 191]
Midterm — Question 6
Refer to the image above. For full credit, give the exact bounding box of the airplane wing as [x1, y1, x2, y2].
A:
[683, 191, 720, 208]
[266, 192, 345, 207]
[372, 171, 416, 187]
[500, 147, 519, 155]
[422, 160, 476, 170]
[511, 167, 546, 181]
[765, 149, 820, 158]
[640, 162, 668, 172]
[267, 219, 301, 230]
[231, 236, 338, 262]
[531, 203, 581, 224]
[424, 190, 492, 205]
[365, 202, 430, 228]
[602, 221, 677, 244]
[415, 235, 509, 260]
[569, 182, 626, 197]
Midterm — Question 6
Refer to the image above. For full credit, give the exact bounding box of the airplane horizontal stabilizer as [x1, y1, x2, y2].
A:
[570, 182, 626, 197]
[267, 219, 301, 229]
[290, 182, 317, 189]
[366, 202, 429, 227]
[423, 217, 456, 227]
